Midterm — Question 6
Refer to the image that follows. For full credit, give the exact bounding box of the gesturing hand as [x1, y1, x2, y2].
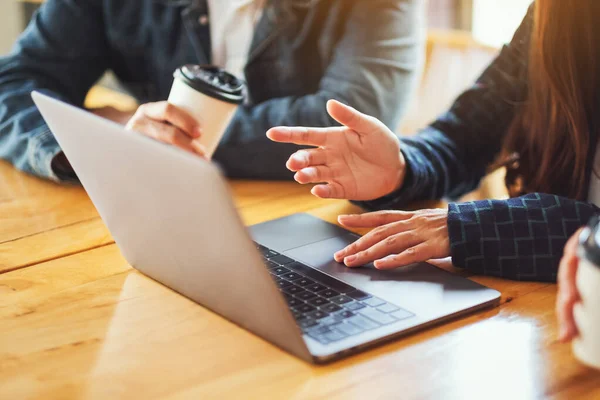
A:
[266, 100, 406, 201]
[126, 101, 206, 157]
[333, 209, 451, 269]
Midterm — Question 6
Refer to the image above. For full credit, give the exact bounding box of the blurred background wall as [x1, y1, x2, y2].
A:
[2, 1, 533, 56]
[0, 0, 24, 55]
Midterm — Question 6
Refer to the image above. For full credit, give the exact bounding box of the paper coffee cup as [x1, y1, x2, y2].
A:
[167, 65, 245, 158]
[573, 218, 600, 369]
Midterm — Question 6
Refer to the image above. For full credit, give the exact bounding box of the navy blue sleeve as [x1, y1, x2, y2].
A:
[0, 0, 109, 181]
[356, 6, 533, 210]
[447, 193, 600, 282]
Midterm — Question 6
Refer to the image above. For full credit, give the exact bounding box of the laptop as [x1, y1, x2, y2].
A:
[32, 91, 500, 364]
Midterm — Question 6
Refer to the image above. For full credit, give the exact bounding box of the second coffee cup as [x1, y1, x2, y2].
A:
[167, 65, 245, 159]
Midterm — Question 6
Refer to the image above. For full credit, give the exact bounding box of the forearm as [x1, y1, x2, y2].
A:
[0, 82, 67, 181]
[355, 7, 534, 211]
[448, 193, 600, 282]
[0, 0, 108, 181]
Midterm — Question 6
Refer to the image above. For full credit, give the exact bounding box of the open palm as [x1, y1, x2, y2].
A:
[267, 100, 406, 201]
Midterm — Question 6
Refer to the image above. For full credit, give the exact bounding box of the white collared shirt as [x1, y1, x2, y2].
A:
[207, 0, 266, 80]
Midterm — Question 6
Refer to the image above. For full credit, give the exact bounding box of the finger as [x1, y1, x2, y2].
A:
[141, 102, 201, 138]
[373, 243, 433, 270]
[191, 141, 207, 158]
[286, 149, 328, 171]
[557, 229, 584, 341]
[134, 119, 200, 155]
[557, 256, 580, 342]
[326, 99, 380, 134]
[338, 210, 413, 228]
[311, 183, 345, 199]
[267, 126, 342, 146]
[343, 231, 420, 268]
[564, 230, 581, 256]
[334, 221, 411, 262]
[294, 166, 334, 184]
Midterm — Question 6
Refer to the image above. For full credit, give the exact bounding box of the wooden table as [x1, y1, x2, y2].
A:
[1, 160, 599, 400]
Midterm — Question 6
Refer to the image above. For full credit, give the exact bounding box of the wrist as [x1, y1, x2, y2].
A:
[51, 151, 77, 180]
[392, 152, 407, 192]
[382, 152, 406, 197]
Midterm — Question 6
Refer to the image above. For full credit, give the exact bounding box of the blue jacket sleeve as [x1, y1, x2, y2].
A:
[448, 193, 600, 282]
[0, 0, 108, 181]
[356, 6, 533, 210]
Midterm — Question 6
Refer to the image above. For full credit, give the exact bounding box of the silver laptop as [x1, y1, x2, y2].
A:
[32, 91, 500, 364]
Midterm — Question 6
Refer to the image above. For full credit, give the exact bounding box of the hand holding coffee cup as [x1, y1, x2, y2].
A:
[125, 101, 206, 156]
[167, 65, 245, 159]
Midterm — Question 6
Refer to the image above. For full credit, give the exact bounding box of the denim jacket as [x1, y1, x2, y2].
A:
[0, 0, 423, 181]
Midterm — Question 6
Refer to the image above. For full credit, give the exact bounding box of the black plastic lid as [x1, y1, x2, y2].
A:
[579, 215, 600, 268]
[174, 64, 245, 105]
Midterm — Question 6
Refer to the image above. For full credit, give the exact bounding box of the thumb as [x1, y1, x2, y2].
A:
[326, 99, 376, 133]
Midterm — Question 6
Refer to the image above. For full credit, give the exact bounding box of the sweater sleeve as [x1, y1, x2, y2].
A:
[448, 193, 600, 282]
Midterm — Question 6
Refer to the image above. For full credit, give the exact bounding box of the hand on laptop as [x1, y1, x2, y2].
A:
[333, 209, 450, 269]
[266, 100, 405, 201]
[125, 101, 206, 157]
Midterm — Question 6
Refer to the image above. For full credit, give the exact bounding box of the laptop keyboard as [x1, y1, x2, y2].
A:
[255, 243, 414, 345]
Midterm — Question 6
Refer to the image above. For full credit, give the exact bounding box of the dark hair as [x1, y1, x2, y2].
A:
[503, 0, 600, 199]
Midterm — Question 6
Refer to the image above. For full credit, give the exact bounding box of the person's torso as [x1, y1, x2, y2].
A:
[102, 0, 353, 106]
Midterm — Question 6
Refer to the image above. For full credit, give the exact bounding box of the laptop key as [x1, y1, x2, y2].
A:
[308, 325, 332, 335]
[276, 279, 293, 289]
[336, 322, 364, 336]
[317, 316, 337, 326]
[348, 315, 380, 330]
[286, 262, 354, 293]
[363, 297, 386, 307]
[265, 260, 280, 269]
[299, 318, 319, 329]
[272, 266, 290, 276]
[390, 309, 415, 321]
[295, 277, 315, 287]
[306, 283, 327, 293]
[321, 303, 342, 313]
[377, 303, 400, 313]
[307, 333, 329, 345]
[330, 295, 353, 305]
[282, 272, 302, 281]
[294, 304, 316, 314]
[296, 291, 318, 301]
[270, 254, 295, 265]
[257, 245, 279, 258]
[287, 297, 303, 308]
[344, 302, 366, 311]
[338, 310, 355, 320]
[359, 308, 398, 325]
[306, 310, 329, 320]
[308, 297, 329, 307]
[282, 285, 304, 295]
[347, 290, 372, 301]
[320, 289, 340, 298]
[323, 330, 348, 342]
